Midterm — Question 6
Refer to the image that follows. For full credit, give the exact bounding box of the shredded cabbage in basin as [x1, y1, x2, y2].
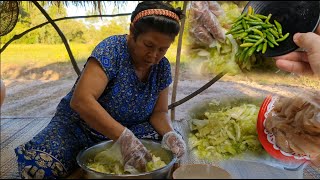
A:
[87, 154, 167, 175]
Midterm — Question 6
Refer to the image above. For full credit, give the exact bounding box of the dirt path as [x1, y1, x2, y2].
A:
[1, 66, 316, 119]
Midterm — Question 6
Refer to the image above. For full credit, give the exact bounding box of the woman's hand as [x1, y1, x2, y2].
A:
[161, 131, 186, 158]
[117, 128, 152, 173]
[273, 26, 320, 78]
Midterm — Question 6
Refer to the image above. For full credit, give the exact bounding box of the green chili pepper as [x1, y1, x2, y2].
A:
[245, 25, 263, 32]
[261, 24, 274, 29]
[232, 29, 245, 34]
[266, 34, 279, 46]
[253, 37, 264, 47]
[265, 30, 275, 39]
[255, 14, 268, 19]
[229, 24, 243, 33]
[272, 26, 278, 33]
[269, 28, 279, 39]
[243, 17, 256, 22]
[234, 13, 246, 23]
[256, 43, 263, 52]
[249, 14, 263, 22]
[262, 31, 267, 38]
[265, 30, 274, 39]
[262, 41, 268, 53]
[227, 25, 243, 35]
[233, 32, 248, 39]
[243, 37, 252, 40]
[265, 14, 272, 23]
[276, 32, 290, 42]
[232, 20, 243, 28]
[274, 20, 283, 36]
[252, 29, 264, 37]
[240, 43, 254, 47]
[243, 51, 251, 64]
[247, 6, 253, 17]
[244, 38, 258, 43]
[247, 21, 265, 26]
[241, 19, 248, 30]
[239, 47, 249, 63]
[248, 35, 262, 40]
[267, 41, 275, 48]
[243, 46, 256, 65]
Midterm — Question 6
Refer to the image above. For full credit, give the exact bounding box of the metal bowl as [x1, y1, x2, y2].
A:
[76, 139, 177, 179]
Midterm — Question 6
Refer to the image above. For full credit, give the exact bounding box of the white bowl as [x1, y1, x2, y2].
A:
[172, 164, 232, 179]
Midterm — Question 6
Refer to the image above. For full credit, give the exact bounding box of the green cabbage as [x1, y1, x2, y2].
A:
[189, 103, 264, 160]
[146, 155, 167, 172]
[87, 154, 167, 174]
[190, 35, 241, 76]
[87, 160, 124, 175]
[218, 2, 242, 29]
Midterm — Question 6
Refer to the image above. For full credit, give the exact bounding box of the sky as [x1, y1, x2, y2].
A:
[65, 1, 139, 29]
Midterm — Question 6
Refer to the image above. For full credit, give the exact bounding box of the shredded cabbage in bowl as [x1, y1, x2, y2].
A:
[87, 154, 167, 175]
[188, 101, 264, 160]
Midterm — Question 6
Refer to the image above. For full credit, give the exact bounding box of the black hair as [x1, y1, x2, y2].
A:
[130, 1, 184, 40]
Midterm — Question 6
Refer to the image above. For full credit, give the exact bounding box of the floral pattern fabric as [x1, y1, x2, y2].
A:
[14, 34, 172, 179]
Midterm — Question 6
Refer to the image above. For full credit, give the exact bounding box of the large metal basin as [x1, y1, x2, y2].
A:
[76, 139, 177, 179]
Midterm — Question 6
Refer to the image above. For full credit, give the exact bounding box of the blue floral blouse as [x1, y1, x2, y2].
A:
[58, 34, 172, 130]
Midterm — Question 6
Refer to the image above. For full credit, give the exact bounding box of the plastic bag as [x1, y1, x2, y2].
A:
[190, 25, 216, 46]
[189, 2, 214, 46]
[189, 1, 208, 21]
[201, 8, 226, 43]
[189, 1, 226, 44]
[208, 1, 225, 17]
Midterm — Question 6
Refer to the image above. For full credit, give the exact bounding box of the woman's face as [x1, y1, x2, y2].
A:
[128, 29, 174, 69]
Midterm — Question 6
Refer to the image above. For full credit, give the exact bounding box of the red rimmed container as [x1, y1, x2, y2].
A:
[256, 95, 310, 166]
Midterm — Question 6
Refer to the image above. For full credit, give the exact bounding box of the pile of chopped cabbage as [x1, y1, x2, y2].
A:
[218, 1, 242, 29]
[188, 102, 264, 160]
[87, 154, 167, 175]
[190, 34, 241, 76]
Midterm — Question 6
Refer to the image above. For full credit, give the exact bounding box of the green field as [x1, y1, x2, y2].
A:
[1, 44, 319, 89]
[1, 42, 187, 66]
[0, 43, 190, 80]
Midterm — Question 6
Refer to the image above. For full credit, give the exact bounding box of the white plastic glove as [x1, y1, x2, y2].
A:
[117, 128, 152, 173]
[161, 131, 186, 158]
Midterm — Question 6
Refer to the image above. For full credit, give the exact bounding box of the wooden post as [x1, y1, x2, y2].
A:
[171, 1, 188, 121]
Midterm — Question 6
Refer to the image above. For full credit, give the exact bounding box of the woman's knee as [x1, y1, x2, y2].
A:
[14, 118, 88, 178]
[15, 145, 69, 179]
